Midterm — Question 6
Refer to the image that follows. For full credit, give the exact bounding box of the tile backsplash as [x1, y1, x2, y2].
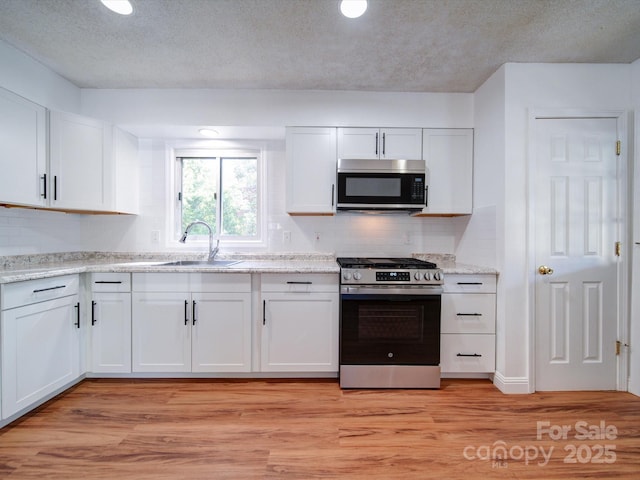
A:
[0, 207, 84, 255]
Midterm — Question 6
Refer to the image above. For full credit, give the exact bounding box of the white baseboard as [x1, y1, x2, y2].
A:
[493, 371, 533, 394]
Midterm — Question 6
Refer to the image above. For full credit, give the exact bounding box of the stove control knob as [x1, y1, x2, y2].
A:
[414, 272, 422, 281]
[433, 271, 442, 281]
[343, 272, 352, 281]
[353, 271, 362, 281]
[423, 272, 431, 281]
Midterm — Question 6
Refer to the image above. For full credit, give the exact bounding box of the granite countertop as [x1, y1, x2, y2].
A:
[0, 252, 498, 284]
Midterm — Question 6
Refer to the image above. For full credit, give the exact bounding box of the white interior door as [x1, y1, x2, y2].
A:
[534, 117, 620, 391]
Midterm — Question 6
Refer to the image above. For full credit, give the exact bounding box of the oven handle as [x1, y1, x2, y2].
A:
[340, 286, 443, 296]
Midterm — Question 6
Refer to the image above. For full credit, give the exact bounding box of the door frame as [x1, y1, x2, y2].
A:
[527, 108, 630, 392]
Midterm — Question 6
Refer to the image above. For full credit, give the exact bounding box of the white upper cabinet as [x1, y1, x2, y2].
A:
[49, 110, 110, 211]
[420, 128, 473, 215]
[0, 88, 47, 207]
[286, 127, 337, 214]
[337, 127, 422, 160]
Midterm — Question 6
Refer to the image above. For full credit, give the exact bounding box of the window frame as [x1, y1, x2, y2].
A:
[173, 148, 265, 247]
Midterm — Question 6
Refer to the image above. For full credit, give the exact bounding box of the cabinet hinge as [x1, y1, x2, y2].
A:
[615, 241, 621, 257]
[616, 140, 621, 156]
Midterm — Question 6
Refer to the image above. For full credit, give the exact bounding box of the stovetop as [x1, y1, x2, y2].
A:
[336, 257, 437, 269]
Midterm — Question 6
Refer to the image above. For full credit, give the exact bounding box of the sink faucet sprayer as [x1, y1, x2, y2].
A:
[179, 220, 219, 261]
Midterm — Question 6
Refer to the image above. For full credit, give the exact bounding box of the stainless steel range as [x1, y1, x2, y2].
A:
[337, 257, 443, 388]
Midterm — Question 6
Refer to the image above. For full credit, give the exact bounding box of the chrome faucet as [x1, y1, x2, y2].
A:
[179, 220, 219, 262]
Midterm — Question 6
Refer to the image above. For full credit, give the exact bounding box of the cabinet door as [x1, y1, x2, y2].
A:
[261, 292, 338, 372]
[421, 129, 473, 214]
[90, 292, 132, 373]
[49, 111, 109, 211]
[286, 127, 337, 214]
[132, 292, 191, 372]
[0, 88, 46, 207]
[2, 295, 80, 418]
[380, 128, 422, 159]
[191, 292, 252, 372]
[337, 127, 379, 159]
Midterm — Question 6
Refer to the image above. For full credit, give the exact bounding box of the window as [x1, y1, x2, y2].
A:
[175, 150, 261, 243]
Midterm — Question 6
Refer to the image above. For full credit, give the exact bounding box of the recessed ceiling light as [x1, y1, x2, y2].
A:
[340, 0, 367, 19]
[100, 0, 134, 15]
[199, 128, 220, 137]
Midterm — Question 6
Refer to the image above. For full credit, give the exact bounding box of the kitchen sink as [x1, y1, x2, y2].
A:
[161, 260, 242, 267]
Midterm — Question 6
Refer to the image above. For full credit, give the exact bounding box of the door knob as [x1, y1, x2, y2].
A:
[538, 265, 554, 275]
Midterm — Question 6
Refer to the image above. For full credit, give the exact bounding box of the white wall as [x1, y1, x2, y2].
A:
[483, 63, 633, 393]
[0, 39, 84, 256]
[630, 58, 640, 396]
[465, 66, 506, 383]
[81, 134, 465, 257]
[0, 40, 79, 113]
[81, 88, 473, 129]
[76, 88, 475, 256]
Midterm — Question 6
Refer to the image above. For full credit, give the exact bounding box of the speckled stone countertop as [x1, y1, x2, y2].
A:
[0, 252, 497, 284]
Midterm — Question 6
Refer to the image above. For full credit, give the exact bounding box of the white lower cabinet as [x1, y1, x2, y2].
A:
[440, 274, 496, 374]
[89, 273, 132, 373]
[1, 275, 81, 419]
[261, 274, 339, 372]
[131, 273, 251, 373]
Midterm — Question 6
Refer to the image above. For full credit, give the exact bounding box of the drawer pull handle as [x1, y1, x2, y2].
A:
[456, 353, 482, 357]
[95, 281, 123, 284]
[33, 285, 65, 293]
[91, 301, 97, 325]
[263, 300, 266, 325]
[74, 302, 80, 329]
[286, 281, 313, 285]
[456, 282, 483, 285]
[456, 313, 482, 317]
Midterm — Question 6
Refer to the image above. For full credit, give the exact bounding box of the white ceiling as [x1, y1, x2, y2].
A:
[1, 0, 639, 93]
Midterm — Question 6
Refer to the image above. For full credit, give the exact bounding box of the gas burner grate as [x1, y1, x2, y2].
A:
[337, 257, 437, 269]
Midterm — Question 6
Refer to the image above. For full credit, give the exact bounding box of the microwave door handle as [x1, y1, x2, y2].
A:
[375, 132, 378, 156]
[425, 185, 429, 207]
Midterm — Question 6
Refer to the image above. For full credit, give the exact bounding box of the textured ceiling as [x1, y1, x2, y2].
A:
[0, 0, 639, 93]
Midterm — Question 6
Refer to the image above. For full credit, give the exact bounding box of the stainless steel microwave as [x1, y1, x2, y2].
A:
[336, 158, 426, 213]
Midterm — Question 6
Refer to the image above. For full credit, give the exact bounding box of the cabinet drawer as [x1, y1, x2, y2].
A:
[190, 273, 251, 293]
[443, 274, 496, 293]
[132, 273, 190, 292]
[1, 275, 79, 310]
[132, 273, 251, 293]
[441, 293, 496, 334]
[441, 334, 495, 373]
[91, 273, 131, 292]
[261, 274, 338, 293]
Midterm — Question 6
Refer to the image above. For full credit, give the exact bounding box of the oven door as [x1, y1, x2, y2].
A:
[340, 289, 441, 366]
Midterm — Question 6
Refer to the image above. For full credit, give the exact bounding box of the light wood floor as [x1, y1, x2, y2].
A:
[0, 379, 638, 479]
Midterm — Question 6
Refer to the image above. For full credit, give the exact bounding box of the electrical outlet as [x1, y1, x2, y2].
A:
[151, 230, 160, 244]
[283, 231, 291, 243]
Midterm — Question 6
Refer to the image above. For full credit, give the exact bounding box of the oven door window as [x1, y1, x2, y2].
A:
[340, 295, 440, 365]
